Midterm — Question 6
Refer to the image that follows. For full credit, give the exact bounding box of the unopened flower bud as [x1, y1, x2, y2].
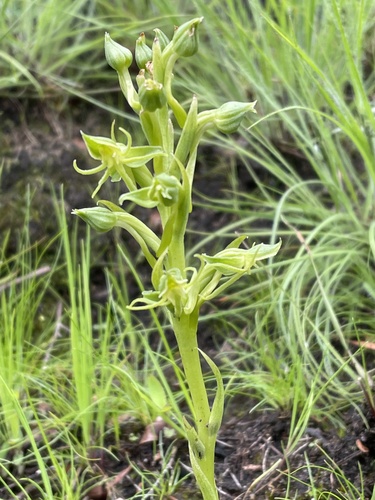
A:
[104, 33, 133, 72]
[171, 17, 203, 57]
[153, 28, 170, 51]
[139, 78, 167, 112]
[72, 207, 117, 233]
[135, 32, 153, 69]
[215, 101, 257, 134]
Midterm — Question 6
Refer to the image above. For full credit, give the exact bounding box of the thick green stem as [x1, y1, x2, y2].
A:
[172, 311, 218, 498]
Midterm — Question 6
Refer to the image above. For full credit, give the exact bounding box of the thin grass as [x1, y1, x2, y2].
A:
[0, 191, 190, 496]
[2, 0, 375, 496]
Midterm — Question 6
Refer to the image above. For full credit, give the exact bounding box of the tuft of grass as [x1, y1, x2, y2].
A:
[1, 0, 93, 96]
[0, 0, 204, 105]
[0, 191, 190, 497]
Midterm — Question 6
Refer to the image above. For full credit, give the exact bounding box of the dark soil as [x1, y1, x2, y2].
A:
[74, 399, 375, 499]
[1, 97, 375, 499]
[2, 400, 375, 499]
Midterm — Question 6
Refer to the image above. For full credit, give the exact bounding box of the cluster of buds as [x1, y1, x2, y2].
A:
[103, 18, 203, 118]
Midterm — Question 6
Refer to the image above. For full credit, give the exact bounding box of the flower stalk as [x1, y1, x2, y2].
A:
[73, 18, 280, 499]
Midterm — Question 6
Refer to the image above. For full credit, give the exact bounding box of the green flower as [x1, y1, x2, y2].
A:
[73, 123, 164, 197]
[119, 173, 181, 208]
[197, 240, 282, 275]
[129, 268, 188, 317]
[126, 239, 281, 316]
[158, 268, 188, 316]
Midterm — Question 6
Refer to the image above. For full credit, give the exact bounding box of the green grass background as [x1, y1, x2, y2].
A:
[1, 0, 375, 497]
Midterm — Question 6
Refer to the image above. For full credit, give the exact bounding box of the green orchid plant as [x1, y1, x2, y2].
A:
[73, 18, 281, 499]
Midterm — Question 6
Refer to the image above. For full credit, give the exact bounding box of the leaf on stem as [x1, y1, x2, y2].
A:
[199, 349, 224, 437]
